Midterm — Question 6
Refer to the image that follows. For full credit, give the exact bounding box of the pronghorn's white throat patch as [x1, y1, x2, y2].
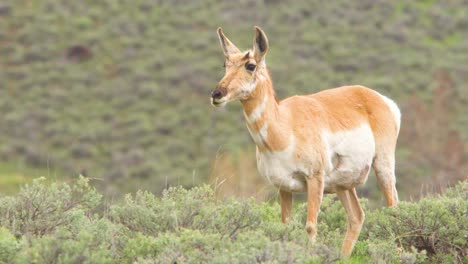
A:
[247, 122, 268, 148]
[244, 96, 268, 123]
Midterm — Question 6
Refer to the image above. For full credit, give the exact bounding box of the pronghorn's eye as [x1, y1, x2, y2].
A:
[245, 63, 256, 71]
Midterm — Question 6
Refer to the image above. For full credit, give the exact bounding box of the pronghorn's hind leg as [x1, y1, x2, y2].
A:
[336, 188, 365, 257]
[373, 151, 399, 207]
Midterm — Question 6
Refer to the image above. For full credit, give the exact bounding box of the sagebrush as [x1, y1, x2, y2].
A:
[0, 178, 466, 263]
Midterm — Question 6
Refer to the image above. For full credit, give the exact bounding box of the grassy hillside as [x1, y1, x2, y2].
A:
[1, 1, 467, 197]
[0, 178, 466, 263]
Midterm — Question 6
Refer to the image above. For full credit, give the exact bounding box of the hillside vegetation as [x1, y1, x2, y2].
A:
[1, 1, 467, 197]
[0, 178, 466, 263]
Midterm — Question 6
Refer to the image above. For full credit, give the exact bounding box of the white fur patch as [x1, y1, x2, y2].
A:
[239, 80, 257, 98]
[244, 96, 268, 123]
[322, 125, 375, 192]
[256, 135, 307, 192]
[258, 123, 268, 140]
[247, 123, 268, 148]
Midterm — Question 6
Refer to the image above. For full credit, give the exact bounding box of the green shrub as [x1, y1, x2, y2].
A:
[110, 185, 263, 239]
[0, 227, 21, 263]
[363, 183, 468, 263]
[0, 178, 466, 263]
[13, 221, 118, 264]
[0, 177, 101, 238]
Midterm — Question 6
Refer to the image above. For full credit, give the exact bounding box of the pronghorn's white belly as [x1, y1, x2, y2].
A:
[322, 124, 375, 193]
[256, 125, 375, 193]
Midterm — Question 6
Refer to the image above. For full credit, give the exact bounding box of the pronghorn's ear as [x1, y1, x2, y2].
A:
[217, 27, 240, 57]
[253, 26, 269, 62]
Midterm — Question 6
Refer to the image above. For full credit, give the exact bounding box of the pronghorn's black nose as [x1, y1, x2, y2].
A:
[211, 87, 227, 100]
[212, 90, 222, 99]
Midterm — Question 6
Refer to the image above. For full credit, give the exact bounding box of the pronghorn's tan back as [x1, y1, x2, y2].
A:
[280, 85, 399, 145]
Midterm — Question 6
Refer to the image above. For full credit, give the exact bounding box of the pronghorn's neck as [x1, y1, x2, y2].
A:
[241, 68, 291, 152]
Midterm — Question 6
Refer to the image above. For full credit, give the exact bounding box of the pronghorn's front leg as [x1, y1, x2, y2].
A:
[305, 171, 324, 243]
[279, 189, 292, 223]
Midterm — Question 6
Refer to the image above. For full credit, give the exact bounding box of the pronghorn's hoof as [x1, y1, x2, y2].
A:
[305, 222, 317, 244]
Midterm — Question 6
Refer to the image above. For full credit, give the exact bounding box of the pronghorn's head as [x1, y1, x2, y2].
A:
[211, 26, 269, 107]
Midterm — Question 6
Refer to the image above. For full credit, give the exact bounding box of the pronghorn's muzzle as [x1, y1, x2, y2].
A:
[211, 87, 227, 106]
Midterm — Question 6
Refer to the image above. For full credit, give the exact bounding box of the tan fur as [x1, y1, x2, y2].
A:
[336, 188, 365, 256]
[279, 189, 292, 224]
[212, 27, 400, 258]
[305, 172, 324, 244]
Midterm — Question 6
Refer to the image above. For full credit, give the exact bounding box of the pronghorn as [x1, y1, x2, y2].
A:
[211, 26, 400, 257]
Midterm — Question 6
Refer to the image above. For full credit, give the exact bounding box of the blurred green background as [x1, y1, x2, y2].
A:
[0, 0, 466, 201]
